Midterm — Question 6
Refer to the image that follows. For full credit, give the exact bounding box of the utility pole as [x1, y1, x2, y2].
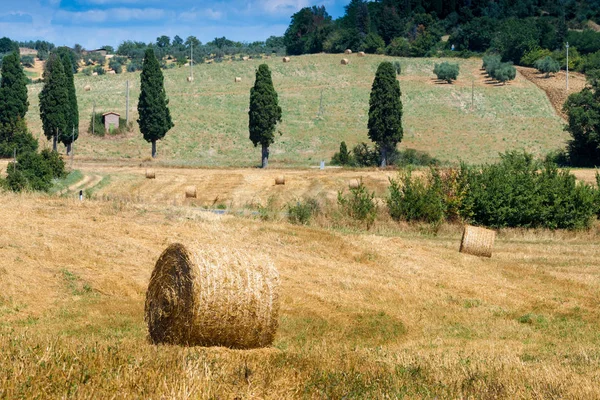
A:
[190, 41, 194, 81]
[566, 42, 569, 91]
[126, 80, 130, 124]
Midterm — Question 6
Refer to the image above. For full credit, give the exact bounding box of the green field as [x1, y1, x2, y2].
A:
[25, 54, 567, 166]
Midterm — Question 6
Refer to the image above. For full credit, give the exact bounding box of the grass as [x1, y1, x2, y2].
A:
[23, 54, 567, 166]
[1, 190, 599, 398]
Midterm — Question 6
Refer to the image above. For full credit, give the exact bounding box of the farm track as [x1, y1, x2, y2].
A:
[517, 66, 587, 120]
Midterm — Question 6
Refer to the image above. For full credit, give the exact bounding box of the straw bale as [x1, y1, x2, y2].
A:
[242, 56, 249, 61]
[358, 51, 366, 57]
[145, 243, 280, 348]
[92, 72, 98, 76]
[341, 58, 350, 65]
[348, 179, 360, 189]
[185, 186, 197, 198]
[84, 85, 91, 91]
[282, 57, 291, 63]
[145, 169, 156, 179]
[187, 76, 194, 82]
[275, 175, 285, 185]
[107, 70, 116, 74]
[459, 225, 496, 258]
[344, 49, 352, 54]
[235, 77, 242, 83]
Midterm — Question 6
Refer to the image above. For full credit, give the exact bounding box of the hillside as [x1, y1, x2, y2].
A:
[24, 54, 568, 166]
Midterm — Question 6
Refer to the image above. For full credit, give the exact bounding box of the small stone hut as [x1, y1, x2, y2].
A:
[102, 112, 120, 133]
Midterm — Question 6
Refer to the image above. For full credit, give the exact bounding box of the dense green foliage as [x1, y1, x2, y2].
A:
[249, 64, 282, 168]
[386, 152, 598, 229]
[368, 62, 403, 167]
[0, 51, 29, 149]
[287, 198, 320, 225]
[39, 54, 70, 151]
[0, 119, 38, 158]
[88, 113, 130, 137]
[433, 62, 460, 83]
[3, 149, 65, 192]
[482, 55, 516, 84]
[58, 51, 79, 152]
[337, 180, 377, 229]
[563, 70, 600, 166]
[331, 141, 351, 165]
[137, 49, 173, 158]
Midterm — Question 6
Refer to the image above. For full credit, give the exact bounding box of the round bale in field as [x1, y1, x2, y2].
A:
[145, 169, 156, 179]
[344, 49, 352, 55]
[92, 72, 98, 76]
[459, 225, 496, 258]
[282, 57, 291, 63]
[185, 186, 197, 198]
[235, 77, 242, 83]
[275, 175, 285, 185]
[358, 51, 366, 57]
[187, 76, 194, 82]
[145, 243, 280, 348]
[341, 58, 350, 65]
[348, 179, 361, 189]
[84, 85, 91, 91]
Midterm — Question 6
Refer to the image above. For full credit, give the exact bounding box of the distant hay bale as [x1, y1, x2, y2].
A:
[344, 49, 352, 55]
[92, 72, 98, 76]
[84, 85, 91, 91]
[187, 76, 194, 82]
[107, 70, 116, 75]
[242, 56, 249, 61]
[145, 169, 156, 179]
[348, 179, 360, 189]
[459, 225, 496, 258]
[341, 58, 350, 65]
[358, 51, 366, 57]
[235, 77, 242, 83]
[282, 57, 291, 63]
[275, 175, 285, 185]
[145, 243, 280, 348]
[185, 186, 197, 198]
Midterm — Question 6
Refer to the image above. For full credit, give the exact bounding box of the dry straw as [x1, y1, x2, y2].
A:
[358, 51, 366, 57]
[275, 175, 285, 185]
[145, 243, 280, 348]
[348, 179, 360, 189]
[235, 77, 242, 83]
[282, 57, 291, 63]
[84, 85, 91, 91]
[187, 76, 194, 82]
[344, 49, 353, 54]
[145, 169, 156, 179]
[459, 225, 496, 258]
[341, 58, 350, 65]
[185, 186, 197, 198]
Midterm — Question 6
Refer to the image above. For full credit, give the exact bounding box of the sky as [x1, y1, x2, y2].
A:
[0, 0, 347, 49]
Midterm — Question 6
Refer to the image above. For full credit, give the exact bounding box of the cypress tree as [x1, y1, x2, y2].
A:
[58, 52, 79, 155]
[249, 64, 282, 168]
[0, 51, 29, 130]
[137, 48, 173, 158]
[39, 54, 70, 152]
[368, 61, 403, 167]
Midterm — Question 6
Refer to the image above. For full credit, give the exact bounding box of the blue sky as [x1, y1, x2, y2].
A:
[0, 0, 347, 49]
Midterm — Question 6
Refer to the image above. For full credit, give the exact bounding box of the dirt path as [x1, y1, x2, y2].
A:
[67, 173, 103, 193]
[517, 66, 587, 120]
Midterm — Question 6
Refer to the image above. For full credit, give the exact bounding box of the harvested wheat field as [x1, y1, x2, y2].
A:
[1, 187, 600, 398]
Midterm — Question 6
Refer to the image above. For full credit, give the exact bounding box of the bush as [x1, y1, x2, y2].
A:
[393, 148, 440, 167]
[40, 148, 66, 179]
[392, 61, 401, 75]
[520, 48, 552, 67]
[337, 180, 377, 229]
[93, 65, 105, 75]
[534, 56, 560, 77]
[109, 58, 122, 74]
[20, 55, 35, 68]
[287, 198, 320, 225]
[0, 119, 39, 157]
[387, 169, 446, 224]
[433, 62, 459, 83]
[493, 63, 517, 84]
[127, 61, 143, 72]
[464, 152, 597, 229]
[352, 142, 380, 167]
[5, 151, 53, 191]
[361, 32, 385, 54]
[386, 37, 411, 57]
[331, 141, 352, 166]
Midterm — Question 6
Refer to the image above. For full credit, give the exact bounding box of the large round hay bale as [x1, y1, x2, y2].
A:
[282, 57, 291, 63]
[185, 186, 197, 198]
[242, 56, 249, 61]
[357, 51, 366, 57]
[187, 76, 194, 82]
[145, 243, 280, 348]
[275, 175, 285, 185]
[107, 70, 116, 75]
[348, 179, 360, 189]
[84, 85, 91, 91]
[235, 77, 242, 83]
[459, 225, 496, 258]
[344, 49, 352, 55]
[145, 169, 156, 179]
[92, 72, 98, 76]
[341, 58, 350, 65]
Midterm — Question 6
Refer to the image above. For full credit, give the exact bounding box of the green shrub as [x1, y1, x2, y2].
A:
[4, 151, 57, 192]
[352, 142, 380, 167]
[337, 180, 377, 229]
[386, 37, 411, 57]
[482, 54, 501, 72]
[93, 65, 105, 75]
[392, 61, 401, 75]
[20, 55, 35, 68]
[520, 48, 552, 67]
[40, 149, 66, 178]
[534, 56, 560, 78]
[331, 141, 352, 166]
[288, 198, 320, 225]
[4, 164, 26, 191]
[493, 63, 517, 84]
[433, 62, 460, 83]
[387, 169, 446, 224]
[393, 148, 440, 167]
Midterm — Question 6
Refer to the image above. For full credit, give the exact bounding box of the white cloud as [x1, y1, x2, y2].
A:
[53, 7, 169, 24]
[258, 0, 310, 15]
